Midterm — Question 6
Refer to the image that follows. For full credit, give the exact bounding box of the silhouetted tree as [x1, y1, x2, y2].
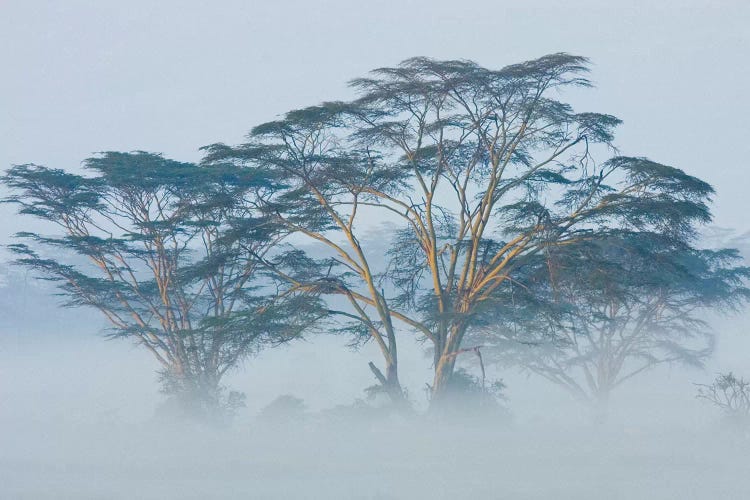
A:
[476, 232, 750, 418]
[697, 373, 750, 428]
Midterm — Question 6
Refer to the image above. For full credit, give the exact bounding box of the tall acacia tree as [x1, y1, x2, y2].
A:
[345, 57, 721, 404]
[206, 53, 720, 405]
[3, 152, 318, 417]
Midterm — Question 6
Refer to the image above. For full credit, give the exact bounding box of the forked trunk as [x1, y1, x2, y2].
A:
[368, 360, 408, 407]
[429, 322, 467, 409]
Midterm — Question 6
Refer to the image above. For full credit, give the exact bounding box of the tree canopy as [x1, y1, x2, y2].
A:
[5, 53, 748, 418]
[3, 151, 321, 417]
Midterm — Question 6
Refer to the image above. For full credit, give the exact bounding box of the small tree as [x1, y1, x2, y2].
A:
[697, 373, 750, 427]
[257, 394, 307, 425]
[437, 368, 508, 422]
[3, 152, 320, 419]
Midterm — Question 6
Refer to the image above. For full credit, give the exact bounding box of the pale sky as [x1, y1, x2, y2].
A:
[2, 0, 748, 237]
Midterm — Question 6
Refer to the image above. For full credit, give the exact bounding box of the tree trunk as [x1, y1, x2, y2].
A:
[429, 353, 457, 410]
[429, 322, 467, 409]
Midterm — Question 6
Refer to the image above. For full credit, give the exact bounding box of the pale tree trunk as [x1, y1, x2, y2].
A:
[431, 354, 457, 407]
[429, 323, 467, 409]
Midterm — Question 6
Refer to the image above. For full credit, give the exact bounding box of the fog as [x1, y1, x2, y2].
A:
[3, 0, 750, 498]
[2, 262, 750, 499]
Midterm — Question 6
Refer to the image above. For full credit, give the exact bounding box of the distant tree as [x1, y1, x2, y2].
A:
[476, 232, 750, 418]
[205, 53, 725, 408]
[697, 373, 750, 427]
[3, 152, 320, 419]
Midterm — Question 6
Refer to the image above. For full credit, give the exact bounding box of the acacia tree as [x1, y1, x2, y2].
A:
[203, 109, 419, 403]
[3, 152, 318, 418]
[205, 53, 722, 406]
[475, 232, 750, 417]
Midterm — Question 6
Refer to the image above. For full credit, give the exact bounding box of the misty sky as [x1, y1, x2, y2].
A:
[1, 0, 749, 237]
